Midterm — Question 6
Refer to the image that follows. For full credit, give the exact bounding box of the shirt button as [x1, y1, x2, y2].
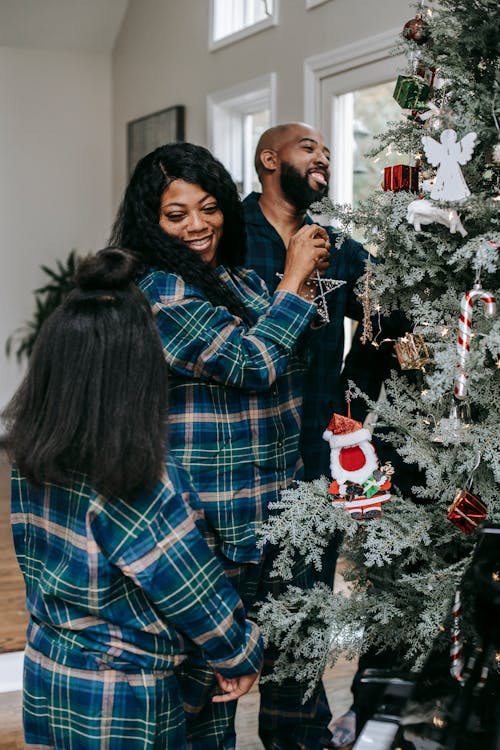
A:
[277, 441, 283, 448]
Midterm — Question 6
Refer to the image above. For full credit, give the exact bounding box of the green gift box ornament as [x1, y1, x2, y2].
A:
[393, 74, 431, 110]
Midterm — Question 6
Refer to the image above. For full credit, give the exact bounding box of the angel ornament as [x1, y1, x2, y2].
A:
[422, 129, 477, 202]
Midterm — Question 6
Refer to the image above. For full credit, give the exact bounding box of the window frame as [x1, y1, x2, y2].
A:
[303, 30, 404, 356]
[209, 0, 279, 51]
[207, 73, 277, 194]
[304, 28, 403, 204]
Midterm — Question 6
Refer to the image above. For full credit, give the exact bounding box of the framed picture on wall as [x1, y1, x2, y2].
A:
[127, 105, 185, 176]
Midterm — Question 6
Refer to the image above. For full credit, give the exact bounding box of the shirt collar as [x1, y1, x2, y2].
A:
[242, 191, 314, 228]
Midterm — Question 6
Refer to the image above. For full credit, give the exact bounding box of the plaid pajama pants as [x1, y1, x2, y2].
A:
[23, 552, 331, 750]
[177, 544, 332, 750]
[23, 645, 186, 749]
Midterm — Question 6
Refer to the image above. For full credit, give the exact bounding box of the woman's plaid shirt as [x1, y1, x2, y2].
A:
[139, 267, 316, 564]
[11, 457, 262, 676]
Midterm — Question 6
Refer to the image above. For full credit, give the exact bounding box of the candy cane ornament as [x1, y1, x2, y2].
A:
[454, 283, 496, 400]
[450, 589, 464, 682]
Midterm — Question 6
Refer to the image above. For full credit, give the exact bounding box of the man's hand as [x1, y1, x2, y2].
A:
[212, 671, 260, 703]
[277, 224, 331, 295]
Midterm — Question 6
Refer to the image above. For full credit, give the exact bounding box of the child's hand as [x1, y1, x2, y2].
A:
[212, 671, 260, 702]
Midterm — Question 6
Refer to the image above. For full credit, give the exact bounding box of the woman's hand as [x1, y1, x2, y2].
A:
[212, 670, 260, 703]
[277, 225, 330, 296]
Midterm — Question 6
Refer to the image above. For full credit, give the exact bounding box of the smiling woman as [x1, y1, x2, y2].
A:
[108, 140, 332, 747]
[159, 180, 224, 267]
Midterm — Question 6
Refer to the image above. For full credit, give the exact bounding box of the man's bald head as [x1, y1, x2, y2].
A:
[253, 122, 330, 208]
[254, 124, 298, 173]
[254, 123, 327, 182]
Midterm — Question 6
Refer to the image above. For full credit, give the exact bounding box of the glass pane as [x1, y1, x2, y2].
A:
[244, 109, 270, 195]
[213, 0, 273, 40]
[245, 0, 272, 25]
[352, 81, 405, 208]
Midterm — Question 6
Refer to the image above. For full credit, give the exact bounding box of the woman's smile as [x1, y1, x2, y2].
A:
[159, 179, 224, 267]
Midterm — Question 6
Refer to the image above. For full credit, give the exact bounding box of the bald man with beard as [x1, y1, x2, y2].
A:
[244, 122, 369, 493]
[242, 123, 370, 749]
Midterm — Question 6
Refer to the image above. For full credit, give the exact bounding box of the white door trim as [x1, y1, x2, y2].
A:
[207, 72, 277, 156]
[303, 28, 402, 126]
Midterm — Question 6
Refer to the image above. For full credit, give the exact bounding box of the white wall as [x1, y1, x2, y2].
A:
[0, 46, 113, 410]
[112, 0, 414, 203]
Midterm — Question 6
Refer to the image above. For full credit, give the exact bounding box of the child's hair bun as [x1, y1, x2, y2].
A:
[75, 248, 139, 291]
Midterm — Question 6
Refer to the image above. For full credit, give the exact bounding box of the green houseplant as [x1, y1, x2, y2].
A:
[6, 251, 78, 363]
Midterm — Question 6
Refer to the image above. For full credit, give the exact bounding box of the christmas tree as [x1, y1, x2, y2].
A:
[256, 0, 499, 693]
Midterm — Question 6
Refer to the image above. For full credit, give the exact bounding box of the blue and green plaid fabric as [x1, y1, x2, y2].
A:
[11, 456, 261, 675]
[176, 545, 333, 750]
[24, 645, 186, 749]
[12, 456, 263, 747]
[139, 266, 316, 564]
[243, 191, 369, 481]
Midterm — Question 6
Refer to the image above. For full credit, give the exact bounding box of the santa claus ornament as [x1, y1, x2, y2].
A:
[322, 412, 394, 520]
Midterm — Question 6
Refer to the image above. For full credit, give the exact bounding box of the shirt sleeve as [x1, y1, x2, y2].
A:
[142, 271, 316, 393]
[91, 479, 263, 678]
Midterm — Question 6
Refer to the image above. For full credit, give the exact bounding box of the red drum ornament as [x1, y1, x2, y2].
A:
[383, 165, 419, 193]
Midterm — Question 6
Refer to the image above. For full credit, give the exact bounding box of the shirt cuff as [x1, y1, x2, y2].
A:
[270, 290, 317, 324]
[207, 620, 263, 677]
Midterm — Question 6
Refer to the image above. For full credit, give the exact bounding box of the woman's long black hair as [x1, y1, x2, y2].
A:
[3, 248, 168, 499]
[109, 142, 251, 323]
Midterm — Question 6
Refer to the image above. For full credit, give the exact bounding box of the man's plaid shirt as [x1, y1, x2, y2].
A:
[11, 456, 262, 676]
[243, 192, 369, 481]
[139, 267, 316, 564]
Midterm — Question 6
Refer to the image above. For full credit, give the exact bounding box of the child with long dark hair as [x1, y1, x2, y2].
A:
[4, 248, 262, 749]
[110, 143, 332, 748]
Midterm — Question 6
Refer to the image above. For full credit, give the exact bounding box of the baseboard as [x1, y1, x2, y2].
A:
[0, 651, 23, 693]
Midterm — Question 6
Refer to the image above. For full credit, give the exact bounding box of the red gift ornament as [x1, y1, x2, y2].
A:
[383, 164, 420, 192]
[447, 488, 487, 534]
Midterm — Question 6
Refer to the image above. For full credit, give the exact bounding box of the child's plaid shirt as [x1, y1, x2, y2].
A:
[11, 456, 262, 676]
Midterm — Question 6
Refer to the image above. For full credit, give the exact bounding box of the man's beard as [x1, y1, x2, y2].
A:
[279, 161, 328, 211]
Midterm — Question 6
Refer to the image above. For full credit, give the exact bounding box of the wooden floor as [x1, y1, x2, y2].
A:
[0, 451, 29, 654]
[234, 658, 356, 749]
[0, 451, 355, 748]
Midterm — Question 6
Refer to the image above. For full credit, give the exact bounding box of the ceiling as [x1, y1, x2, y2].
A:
[0, 0, 129, 53]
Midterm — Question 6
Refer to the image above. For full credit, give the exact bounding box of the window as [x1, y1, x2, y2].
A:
[332, 81, 405, 212]
[304, 30, 404, 356]
[207, 74, 276, 195]
[210, 0, 278, 50]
